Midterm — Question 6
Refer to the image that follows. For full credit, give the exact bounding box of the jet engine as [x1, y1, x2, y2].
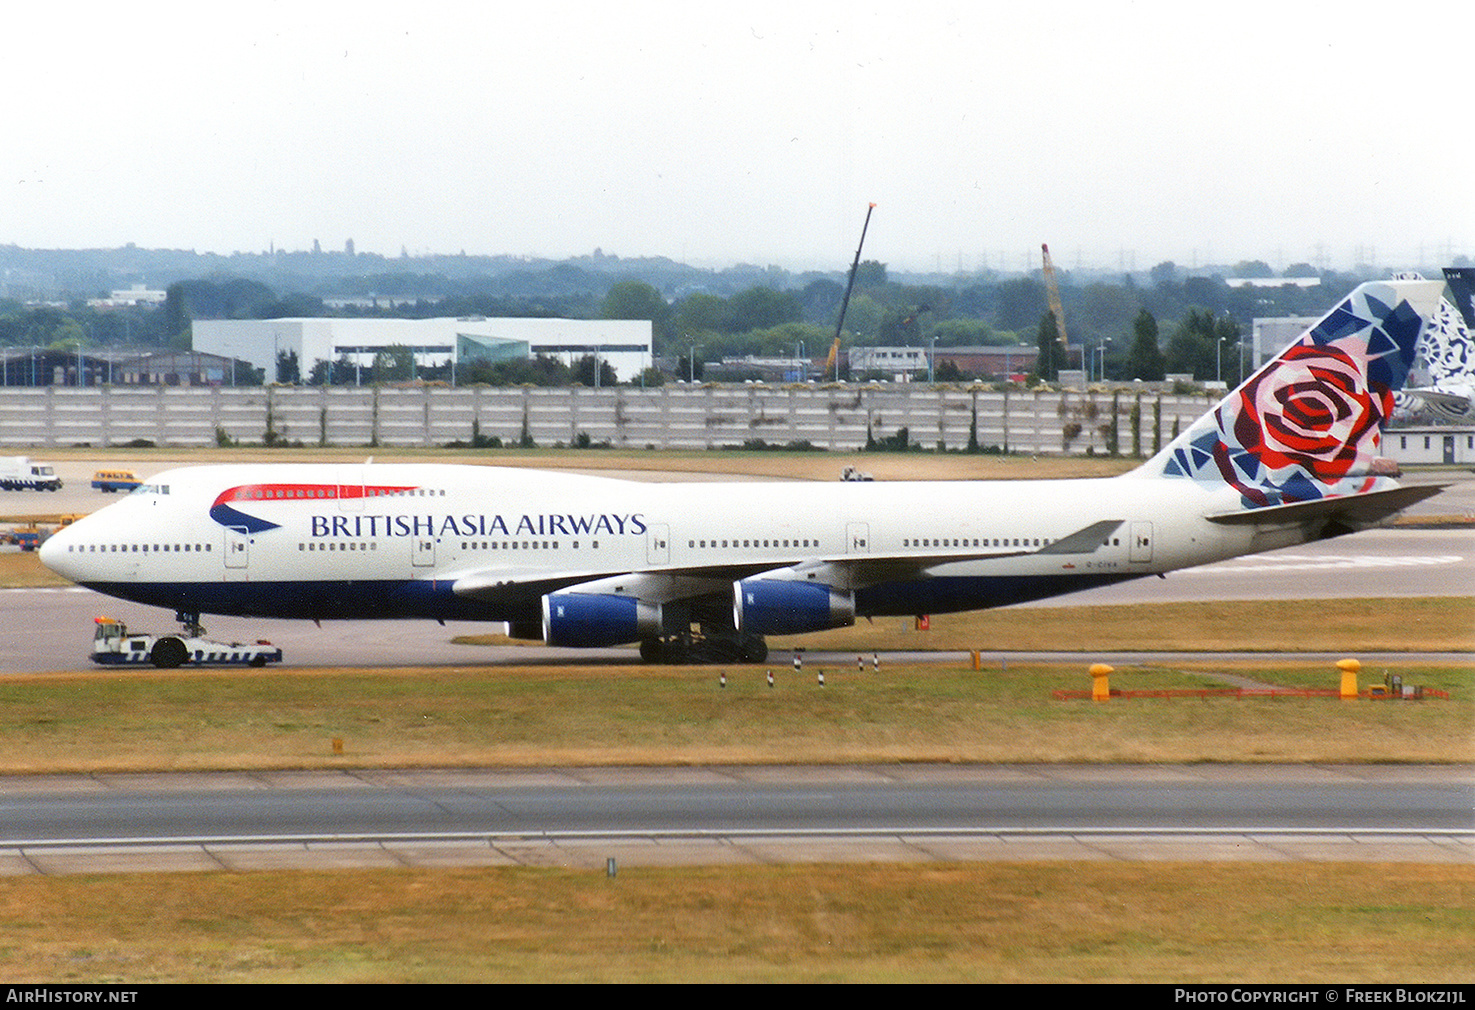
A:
[732, 576, 855, 636]
[542, 592, 663, 648]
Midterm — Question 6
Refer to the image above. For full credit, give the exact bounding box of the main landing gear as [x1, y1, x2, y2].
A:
[638, 632, 768, 665]
[147, 610, 209, 669]
[175, 610, 206, 639]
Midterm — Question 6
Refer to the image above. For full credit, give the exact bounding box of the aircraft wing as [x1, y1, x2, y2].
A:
[448, 517, 1128, 647]
[833, 519, 1125, 584]
[450, 519, 1125, 600]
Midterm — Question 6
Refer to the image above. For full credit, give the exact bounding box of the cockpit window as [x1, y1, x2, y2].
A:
[130, 484, 170, 495]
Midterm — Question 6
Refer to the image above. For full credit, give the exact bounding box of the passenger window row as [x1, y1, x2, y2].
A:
[688, 538, 818, 549]
[457, 541, 600, 551]
[904, 537, 1045, 548]
[64, 543, 211, 553]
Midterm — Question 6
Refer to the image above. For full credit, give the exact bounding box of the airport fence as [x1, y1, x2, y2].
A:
[0, 384, 1217, 456]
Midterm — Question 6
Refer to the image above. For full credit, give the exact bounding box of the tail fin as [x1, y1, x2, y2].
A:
[1395, 279, 1475, 422]
[1443, 267, 1475, 329]
[1135, 277, 1446, 507]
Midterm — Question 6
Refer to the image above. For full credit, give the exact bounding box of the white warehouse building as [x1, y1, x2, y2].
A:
[192, 317, 653, 383]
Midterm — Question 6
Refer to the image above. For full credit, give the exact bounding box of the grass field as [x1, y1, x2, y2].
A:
[0, 656, 1469, 983]
[0, 659, 1468, 773]
[1, 862, 1472, 983]
[0, 648, 1465, 982]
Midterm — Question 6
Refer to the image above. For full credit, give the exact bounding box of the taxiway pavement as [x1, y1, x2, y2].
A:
[0, 764, 1468, 875]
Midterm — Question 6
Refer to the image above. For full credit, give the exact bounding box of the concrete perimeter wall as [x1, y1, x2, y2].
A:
[0, 384, 1217, 455]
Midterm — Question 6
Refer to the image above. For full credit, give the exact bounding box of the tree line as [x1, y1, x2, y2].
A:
[1, 260, 1371, 387]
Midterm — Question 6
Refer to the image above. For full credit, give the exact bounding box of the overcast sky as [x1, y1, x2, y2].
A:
[3, 1, 1469, 274]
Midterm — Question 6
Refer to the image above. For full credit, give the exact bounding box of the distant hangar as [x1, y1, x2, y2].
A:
[192, 316, 653, 383]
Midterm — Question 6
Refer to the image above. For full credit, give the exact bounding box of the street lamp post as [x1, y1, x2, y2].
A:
[1217, 313, 1238, 385]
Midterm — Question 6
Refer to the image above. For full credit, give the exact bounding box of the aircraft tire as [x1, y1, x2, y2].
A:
[149, 637, 189, 669]
[739, 637, 768, 663]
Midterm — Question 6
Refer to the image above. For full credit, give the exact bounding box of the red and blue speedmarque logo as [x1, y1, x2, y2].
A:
[209, 483, 416, 534]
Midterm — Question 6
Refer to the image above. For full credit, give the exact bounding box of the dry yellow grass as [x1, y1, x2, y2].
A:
[0, 862, 1470, 982]
[0, 549, 68, 587]
[769, 596, 1475, 653]
[0, 660, 1467, 773]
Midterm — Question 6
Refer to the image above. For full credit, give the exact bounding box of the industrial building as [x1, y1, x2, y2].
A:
[1251, 317, 1316, 371]
[0, 347, 238, 387]
[1386, 427, 1475, 466]
[192, 317, 653, 384]
[847, 345, 1039, 382]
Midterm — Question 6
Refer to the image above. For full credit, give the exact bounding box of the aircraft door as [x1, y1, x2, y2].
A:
[338, 466, 364, 512]
[847, 522, 871, 554]
[1129, 521, 1154, 563]
[646, 523, 670, 565]
[412, 536, 436, 568]
[224, 526, 250, 569]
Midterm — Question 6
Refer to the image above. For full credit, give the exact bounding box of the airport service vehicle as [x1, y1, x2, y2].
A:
[5, 523, 44, 551]
[0, 457, 61, 491]
[92, 469, 142, 493]
[90, 616, 282, 668]
[2, 515, 82, 551]
[39, 275, 1457, 664]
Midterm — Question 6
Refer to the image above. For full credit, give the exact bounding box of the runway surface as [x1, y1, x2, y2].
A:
[1, 764, 1468, 875]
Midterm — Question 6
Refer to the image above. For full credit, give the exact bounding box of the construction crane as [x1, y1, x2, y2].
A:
[1040, 243, 1072, 370]
[825, 203, 876, 381]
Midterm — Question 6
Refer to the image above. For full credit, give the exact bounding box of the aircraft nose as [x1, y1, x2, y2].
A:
[38, 522, 80, 581]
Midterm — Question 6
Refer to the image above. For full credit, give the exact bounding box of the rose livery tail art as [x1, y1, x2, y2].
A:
[1142, 278, 1447, 508]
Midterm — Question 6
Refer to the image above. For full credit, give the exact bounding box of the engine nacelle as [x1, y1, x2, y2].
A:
[733, 577, 855, 636]
[542, 593, 663, 648]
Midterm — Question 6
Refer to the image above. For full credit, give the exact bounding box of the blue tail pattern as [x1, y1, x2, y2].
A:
[1145, 279, 1443, 507]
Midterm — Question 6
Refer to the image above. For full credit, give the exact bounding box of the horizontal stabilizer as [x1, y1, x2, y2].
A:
[1204, 484, 1447, 527]
[1412, 390, 1473, 410]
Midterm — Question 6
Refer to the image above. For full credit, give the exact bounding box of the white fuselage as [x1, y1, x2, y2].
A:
[40, 462, 1273, 628]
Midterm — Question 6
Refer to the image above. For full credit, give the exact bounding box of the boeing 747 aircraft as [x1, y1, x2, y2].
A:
[40, 276, 1451, 664]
